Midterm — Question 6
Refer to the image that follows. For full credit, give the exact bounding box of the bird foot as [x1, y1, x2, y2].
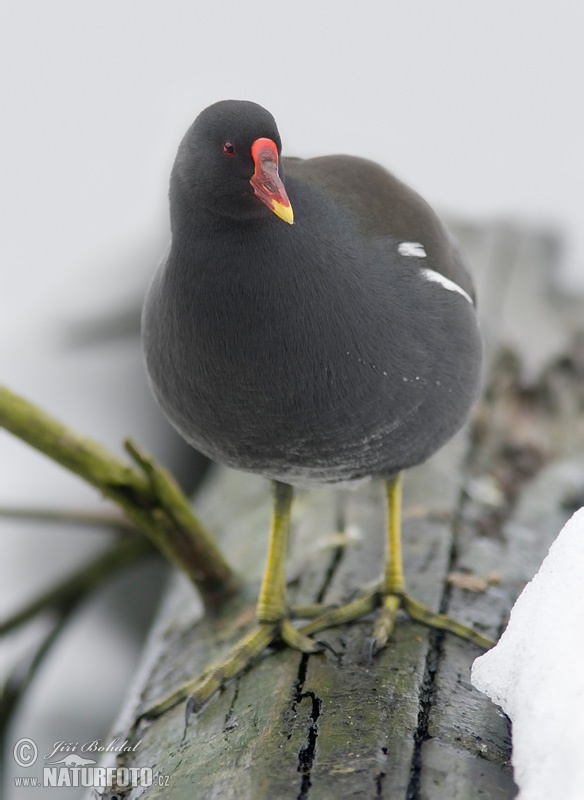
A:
[289, 602, 339, 619]
[400, 594, 494, 649]
[139, 594, 493, 723]
[296, 588, 495, 652]
[279, 618, 323, 652]
[370, 594, 401, 653]
[140, 618, 324, 722]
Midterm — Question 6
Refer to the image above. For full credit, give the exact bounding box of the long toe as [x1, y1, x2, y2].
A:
[280, 619, 324, 653]
[401, 594, 494, 649]
[371, 594, 401, 651]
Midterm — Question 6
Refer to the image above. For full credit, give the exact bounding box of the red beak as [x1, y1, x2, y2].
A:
[250, 138, 294, 224]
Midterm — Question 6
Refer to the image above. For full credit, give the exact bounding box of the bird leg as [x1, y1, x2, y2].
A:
[369, 474, 405, 649]
[255, 481, 321, 652]
[294, 477, 405, 643]
[374, 474, 493, 650]
[142, 481, 323, 720]
[296, 473, 494, 652]
[142, 477, 492, 722]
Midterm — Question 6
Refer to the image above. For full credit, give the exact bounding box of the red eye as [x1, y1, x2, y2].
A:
[223, 142, 236, 156]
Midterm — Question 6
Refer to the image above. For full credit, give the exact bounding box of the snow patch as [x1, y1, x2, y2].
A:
[472, 507, 584, 800]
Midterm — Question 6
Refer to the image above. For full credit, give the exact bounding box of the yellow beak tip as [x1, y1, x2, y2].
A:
[272, 201, 294, 225]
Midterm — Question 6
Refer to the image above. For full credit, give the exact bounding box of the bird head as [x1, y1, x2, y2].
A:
[171, 99, 293, 225]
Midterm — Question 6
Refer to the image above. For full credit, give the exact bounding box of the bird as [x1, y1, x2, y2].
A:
[142, 99, 491, 712]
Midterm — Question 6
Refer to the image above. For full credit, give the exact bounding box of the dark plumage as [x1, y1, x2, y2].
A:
[139, 101, 492, 715]
[142, 99, 481, 487]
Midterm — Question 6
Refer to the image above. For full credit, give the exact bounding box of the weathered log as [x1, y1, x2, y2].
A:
[104, 220, 584, 799]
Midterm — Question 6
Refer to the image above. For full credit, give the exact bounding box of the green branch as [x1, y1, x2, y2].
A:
[0, 505, 135, 531]
[0, 385, 240, 610]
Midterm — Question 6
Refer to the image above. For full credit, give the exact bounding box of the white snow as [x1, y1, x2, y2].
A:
[472, 507, 584, 800]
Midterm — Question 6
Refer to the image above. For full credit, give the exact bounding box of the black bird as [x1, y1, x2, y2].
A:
[142, 100, 489, 711]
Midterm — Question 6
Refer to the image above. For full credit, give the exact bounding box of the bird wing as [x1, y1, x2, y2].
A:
[283, 154, 475, 302]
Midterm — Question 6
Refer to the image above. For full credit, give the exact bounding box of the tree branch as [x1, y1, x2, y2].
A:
[0, 505, 135, 531]
[0, 385, 240, 610]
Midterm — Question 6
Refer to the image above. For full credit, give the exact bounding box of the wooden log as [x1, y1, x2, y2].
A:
[103, 220, 584, 799]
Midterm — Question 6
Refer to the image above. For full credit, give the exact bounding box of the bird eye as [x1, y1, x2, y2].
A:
[223, 142, 236, 156]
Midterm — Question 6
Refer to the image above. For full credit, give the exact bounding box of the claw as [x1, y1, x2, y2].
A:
[182, 696, 197, 741]
[316, 639, 342, 661]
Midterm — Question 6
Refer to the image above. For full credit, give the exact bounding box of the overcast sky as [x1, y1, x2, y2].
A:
[1, 0, 583, 350]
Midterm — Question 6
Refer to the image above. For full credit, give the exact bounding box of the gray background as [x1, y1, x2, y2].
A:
[1, 2, 583, 797]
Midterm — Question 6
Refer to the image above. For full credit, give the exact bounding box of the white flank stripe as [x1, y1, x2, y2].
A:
[398, 241, 426, 257]
[421, 268, 473, 305]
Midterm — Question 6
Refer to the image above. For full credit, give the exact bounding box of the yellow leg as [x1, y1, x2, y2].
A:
[294, 472, 494, 652]
[257, 481, 319, 651]
[256, 481, 293, 622]
[142, 481, 321, 719]
[371, 474, 404, 649]
[141, 476, 494, 721]
[383, 473, 405, 594]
